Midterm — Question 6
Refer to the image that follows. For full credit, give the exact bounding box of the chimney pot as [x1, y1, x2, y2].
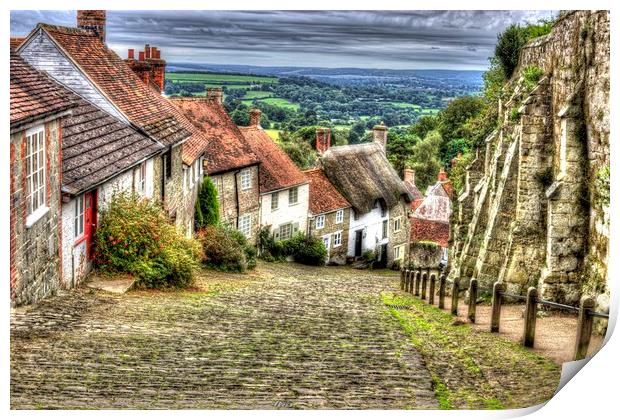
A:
[128, 48, 135, 59]
[249, 108, 262, 127]
[315, 127, 332, 154]
[438, 168, 448, 182]
[206, 87, 223, 104]
[372, 121, 388, 153]
[76, 10, 106, 44]
[404, 168, 415, 184]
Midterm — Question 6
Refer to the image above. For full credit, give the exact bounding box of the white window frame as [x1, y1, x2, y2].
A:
[394, 245, 404, 261]
[315, 214, 325, 230]
[238, 214, 252, 237]
[279, 223, 293, 240]
[135, 161, 146, 195]
[183, 167, 188, 194]
[322, 234, 331, 251]
[25, 125, 48, 226]
[240, 168, 251, 190]
[74, 195, 85, 240]
[382, 219, 388, 239]
[335, 209, 344, 224]
[271, 192, 279, 211]
[333, 231, 342, 247]
[288, 187, 299, 206]
[394, 216, 402, 233]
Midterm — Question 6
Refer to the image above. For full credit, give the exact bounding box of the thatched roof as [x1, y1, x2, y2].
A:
[320, 142, 411, 214]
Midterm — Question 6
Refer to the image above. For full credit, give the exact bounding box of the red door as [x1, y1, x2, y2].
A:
[84, 190, 97, 260]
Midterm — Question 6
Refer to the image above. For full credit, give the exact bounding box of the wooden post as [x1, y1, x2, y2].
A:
[414, 270, 421, 296]
[490, 282, 505, 333]
[468, 278, 478, 323]
[451, 279, 459, 316]
[421, 272, 428, 300]
[400, 269, 406, 290]
[574, 296, 595, 360]
[429, 274, 436, 305]
[522, 287, 538, 348]
[407, 269, 413, 293]
[438, 274, 446, 309]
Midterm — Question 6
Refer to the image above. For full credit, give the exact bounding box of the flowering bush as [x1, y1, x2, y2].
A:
[197, 225, 257, 272]
[94, 193, 202, 288]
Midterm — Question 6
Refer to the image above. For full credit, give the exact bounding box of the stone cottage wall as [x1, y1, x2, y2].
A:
[310, 207, 351, 264]
[10, 119, 63, 306]
[211, 164, 261, 242]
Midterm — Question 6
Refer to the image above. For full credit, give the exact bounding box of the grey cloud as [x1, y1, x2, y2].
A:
[10, 10, 557, 70]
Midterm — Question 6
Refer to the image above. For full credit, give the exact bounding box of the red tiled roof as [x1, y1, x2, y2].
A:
[238, 125, 307, 193]
[169, 98, 259, 173]
[10, 52, 76, 128]
[410, 218, 450, 248]
[10, 37, 25, 51]
[38, 24, 200, 151]
[303, 168, 350, 215]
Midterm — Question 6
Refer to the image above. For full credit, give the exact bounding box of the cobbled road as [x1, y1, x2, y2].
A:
[11, 263, 438, 409]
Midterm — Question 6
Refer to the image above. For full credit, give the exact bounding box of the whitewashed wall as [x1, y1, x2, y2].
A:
[61, 198, 90, 288]
[347, 205, 389, 257]
[19, 30, 128, 123]
[260, 183, 309, 236]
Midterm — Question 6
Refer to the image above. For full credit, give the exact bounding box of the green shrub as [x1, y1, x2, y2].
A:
[94, 193, 202, 288]
[509, 107, 521, 123]
[195, 177, 220, 230]
[523, 66, 544, 91]
[257, 227, 327, 266]
[286, 233, 328, 266]
[197, 225, 257, 272]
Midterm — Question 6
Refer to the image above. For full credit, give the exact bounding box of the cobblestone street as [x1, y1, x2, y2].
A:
[10, 262, 560, 409]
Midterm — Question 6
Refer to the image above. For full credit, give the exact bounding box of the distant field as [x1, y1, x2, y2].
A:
[242, 97, 299, 110]
[264, 129, 281, 140]
[387, 101, 422, 110]
[166, 72, 278, 84]
[242, 91, 274, 100]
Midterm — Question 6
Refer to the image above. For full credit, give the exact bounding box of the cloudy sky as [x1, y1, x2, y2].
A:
[10, 10, 556, 70]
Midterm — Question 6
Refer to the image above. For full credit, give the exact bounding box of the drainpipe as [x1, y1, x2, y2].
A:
[233, 169, 241, 228]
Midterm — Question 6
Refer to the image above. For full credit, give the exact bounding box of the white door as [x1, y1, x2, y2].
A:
[322, 234, 331, 263]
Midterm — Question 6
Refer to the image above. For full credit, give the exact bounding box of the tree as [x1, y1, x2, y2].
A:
[386, 131, 419, 176]
[495, 24, 528, 79]
[406, 131, 442, 191]
[195, 177, 220, 230]
[409, 115, 439, 139]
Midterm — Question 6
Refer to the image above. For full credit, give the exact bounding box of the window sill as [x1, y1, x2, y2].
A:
[289, 203, 299, 207]
[26, 206, 50, 228]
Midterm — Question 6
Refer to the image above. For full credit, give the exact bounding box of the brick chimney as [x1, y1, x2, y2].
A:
[438, 167, 448, 182]
[77, 10, 106, 43]
[315, 127, 331, 154]
[373, 122, 388, 153]
[124, 44, 167, 92]
[206, 87, 223, 104]
[249, 108, 262, 127]
[404, 168, 415, 184]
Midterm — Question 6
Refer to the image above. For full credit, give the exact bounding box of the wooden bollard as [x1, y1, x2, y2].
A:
[421, 272, 428, 300]
[522, 287, 538, 347]
[429, 274, 436, 305]
[490, 282, 505, 333]
[574, 295, 595, 360]
[400, 269, 406, 290]
[451, 279, 459, 316]
[468, 278, 478, 323]
[407, 269, 414, 293]
[414, 270, 421, 296]
[438, 274, 446, 309]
